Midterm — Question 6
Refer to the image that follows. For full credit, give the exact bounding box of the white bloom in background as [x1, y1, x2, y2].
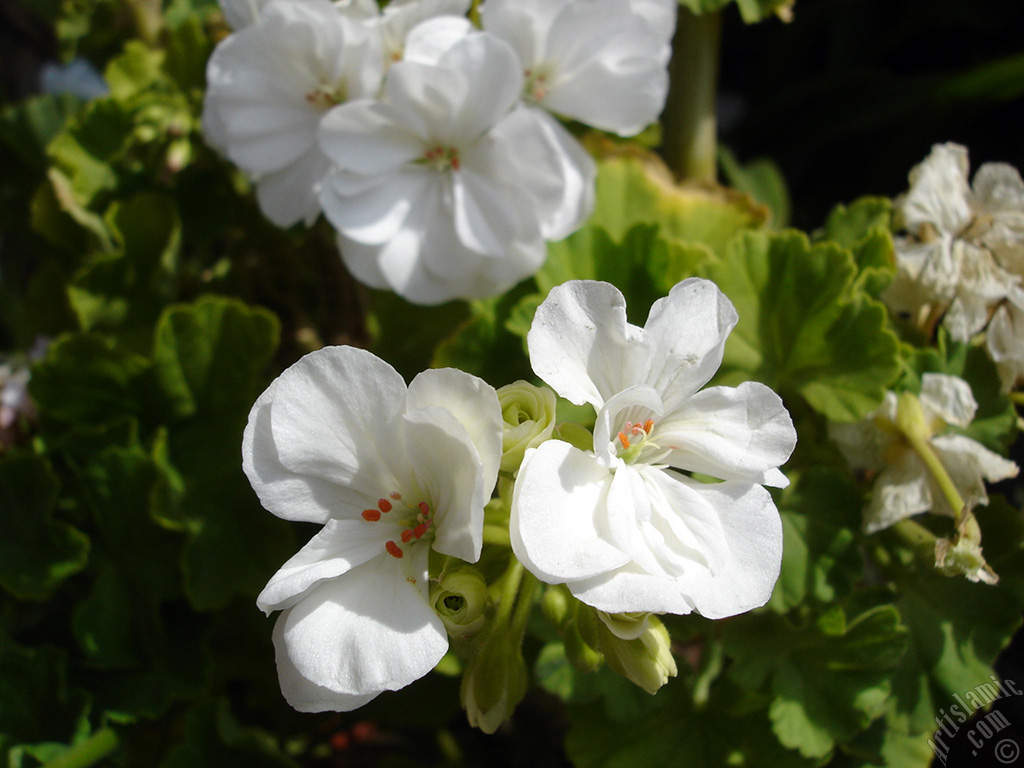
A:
[203, 0, 384, 227]
[884, 143, 1024, 350]
[218, 0, 377, 31]
[319, 28, 592, 303]
[988, 287, 1024, 391]
[243, 345, 502, 711]
[830, 373, 1018, 534]
[479, 0, 675, 136]
[373, 0, 472, 63]
[510, 279, 796, 618]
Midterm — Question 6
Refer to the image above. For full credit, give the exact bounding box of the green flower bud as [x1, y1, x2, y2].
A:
[460, 625, 529, 734]
[497, 381, 557, 473]
[552, 421, 593, 453]
[430, 567, 490, 641]
[589, 609, 677, 694]
[541, 585, 572, 629]
[935, 512, 999, 585]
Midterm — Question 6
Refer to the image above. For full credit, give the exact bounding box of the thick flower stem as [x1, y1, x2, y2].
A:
[510, 572, 540, 638]
[42, 729, 118, 768]
[493, 559, 524, 628]
[896, 392, 968, 524]
[658, 8, 722, 182]
[890, 518, 940, 566]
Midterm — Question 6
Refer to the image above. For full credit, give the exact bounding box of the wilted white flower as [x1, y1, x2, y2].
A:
[243, 345, 502, 711]
[884, 144, 1024, 380]
[318, 26, 592, 303]
[479, 0, 675, 136]
[203, 0, 384, 227]
[830, 373, 1018, 533]
[510, 279, 796, 618]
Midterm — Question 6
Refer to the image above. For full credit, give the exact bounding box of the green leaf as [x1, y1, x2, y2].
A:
[68, 192, 182, 333]
[46, 98, 131, 209]
[677, 0, 794, 23]
[0, 92, 82, 173]
[888, 567, 1023, 734]
[725, 603, 909, 759]
[704, 230, 901, 421]
[368, 291, 469, 381]
[0, 454, 89, 600]
[768, 468, 864, 612]
[565, 675, 816, 768]
[818, 196, 895, 295]
[589, 150, 766, 256]
[719, 145, 791, 228]
[152, 295, 279, 420]
[29, 332, 151, 425]
[104, 41, 165, 102]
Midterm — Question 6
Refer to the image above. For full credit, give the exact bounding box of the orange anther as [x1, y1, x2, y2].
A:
[385, 541, 403, 558]
[362, 509, 381, 522]
[451, 157, 460, 171]
[401, 529, 413, 543]
[644, 419, 654, 433]
[377, 498, 392, 513]
[413, 523, 429, 539]
[418, 501, 430, 516]
[618, 431, 630, 449]
[390, 492, 402, 500]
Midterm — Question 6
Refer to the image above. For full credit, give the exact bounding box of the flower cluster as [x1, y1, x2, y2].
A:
[884, 143, 1024, 390]
[243, 278, 797, 723]
[203, 0, 676, 303]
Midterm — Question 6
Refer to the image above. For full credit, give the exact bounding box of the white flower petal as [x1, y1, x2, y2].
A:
[865, 454, 932, 532]
[254, 145, 326, 227]
[321, 167, 435, 245]
[669, 481, 783, 619]
[402, 15, 475, 65]
[933, 433, 1019, 509]
[401, 407, 488, 562]
[568, 563, 694, 615]
[407, 368, 503, 491]
[243, 378, 375, 524]
[642, 278, 739, 410]
[657, 382, 796, 485]
[272, 617, 383, 712]
[510, 441, 631, 582]
[528, 280, 650, 408]
[899, 142, 972, 237]
[257, 517, 394, 614]
[277, 551, 447, 700]
[319, 100, 425, 176]
[919, 373, 977, 429]
[269, 346, 410, 494]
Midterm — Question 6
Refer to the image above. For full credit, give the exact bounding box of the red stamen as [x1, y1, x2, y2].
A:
[644, 419, 654, 433]
[450, 156, 460, 171]
[401, 529, 413, 543]
[413, 523, 429, 539]
[390, 492, 402, 500]
[385, 541, 403, 558]
[362, 509, 381, 522]
[418, 501, 430, 516]
[377, 498, 392, 513]
[618, 431, 630, 449]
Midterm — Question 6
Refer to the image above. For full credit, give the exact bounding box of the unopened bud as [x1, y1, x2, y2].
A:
[591, 610, 676, 694]
[497, 381, 557, 474]
[431, 567, 490, 641]
[936, 512, 999, 585]
[460, 625, 528, 734]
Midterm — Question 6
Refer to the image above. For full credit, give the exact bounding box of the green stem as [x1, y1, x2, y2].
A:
[896, 393, 966, 523]
[493, 558, 524, 627]
[482, 524, 511, 547]
[43, 729, 119, 768]
[510, 572, 540, 638]
[658, 9, 722, 182]
[890, 518, 940, 565]
[469, 0, 481, 27]
[1009, 392, 1024, 406]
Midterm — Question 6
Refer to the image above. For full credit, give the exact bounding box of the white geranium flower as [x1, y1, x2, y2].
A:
[479, 0, 674, 136]
[243, 345, 502, 711]
[319, 28, 592, 303]
[510, 279, 797, 618]
[884, 143, 1024, 344]
[830, 373, 1018, 534]
[203, 0, 384, 227]
[218, 0, 377, 31]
